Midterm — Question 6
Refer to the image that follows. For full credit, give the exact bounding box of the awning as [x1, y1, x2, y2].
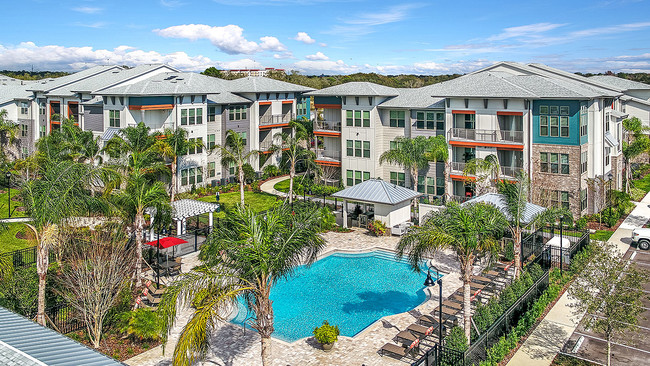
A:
[101, 127, 121, 141]
[610, 110, 628, 119]
[145, 236, 188, 249]
[604, 131, 618, 148]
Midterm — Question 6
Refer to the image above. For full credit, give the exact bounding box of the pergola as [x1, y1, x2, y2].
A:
[150, 199, 221, 235]
[332, 179, 421, 229]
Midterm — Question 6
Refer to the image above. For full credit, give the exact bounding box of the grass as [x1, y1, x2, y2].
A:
[633, 173, 650, 193]
[0, 223, 35, 253]
[197, 190, 280, 219]
[0, 188, 26, 219]
[273, 178, 291, 193]
[551, 354, 598, 366]
[590, 230, 614, 242]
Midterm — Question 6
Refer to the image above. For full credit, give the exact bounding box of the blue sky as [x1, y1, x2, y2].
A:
[0, 0, 649, 74]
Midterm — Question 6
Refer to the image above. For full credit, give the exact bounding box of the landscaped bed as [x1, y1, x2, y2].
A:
[0, 223, 35, 253]
[67, 330, 160, 362]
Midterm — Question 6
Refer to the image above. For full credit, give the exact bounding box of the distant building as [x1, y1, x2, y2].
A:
[222, 68, 286, 77]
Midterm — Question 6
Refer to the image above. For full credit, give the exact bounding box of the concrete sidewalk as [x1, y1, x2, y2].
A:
[507, 191, 650, 366]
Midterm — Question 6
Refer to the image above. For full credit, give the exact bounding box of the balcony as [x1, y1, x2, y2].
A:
[260, 112, 295, 129]
[450, 162, 467, 172]
[449, 128, 524, 144]
[315, 149, 341, 167]
[314, 120, 342, 137]
[259, 140, 287, 153]
[500, 166, 524, 178]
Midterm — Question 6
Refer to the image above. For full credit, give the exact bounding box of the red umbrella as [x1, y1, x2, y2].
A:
[145, 236, 188, 249]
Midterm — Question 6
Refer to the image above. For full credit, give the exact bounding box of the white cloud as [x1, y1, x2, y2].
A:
[273, 52, 294, 59]
[219, 58, 263, 70]
[305, 52, 329, 61]
[73, 22, 108, 29]
[293, 32, 315, 44]
[72, 6, 103, 14]
[160, 0, 185, 7]
[487, 23, 566, 41]
[319, 43, 327, 47]
[293, 59, 359, 74]
[326, 4, 423, 36]
[154, 24, 288, 55]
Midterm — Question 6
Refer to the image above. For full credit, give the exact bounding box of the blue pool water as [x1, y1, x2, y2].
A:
[230, 250, 435, 342]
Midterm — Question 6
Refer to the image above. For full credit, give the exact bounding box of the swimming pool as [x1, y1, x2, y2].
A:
[230, 250, 436, 342]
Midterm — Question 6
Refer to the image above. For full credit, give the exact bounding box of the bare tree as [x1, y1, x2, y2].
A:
[569, 240, 648, 366]
[57, 226, 136, 348]
[586, 176, 607, 227]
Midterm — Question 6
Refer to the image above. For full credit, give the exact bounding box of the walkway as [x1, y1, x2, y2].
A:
[507, 191, 650, 366]
[260, 175, 340, 207]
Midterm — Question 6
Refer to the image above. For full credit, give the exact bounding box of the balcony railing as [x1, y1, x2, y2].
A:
[315, 149, 341, 161]
[450, 128, 524, 143]
[451, 162, 467, 172]
[260, 112, 295, 126]
[314, 120, 342, 132]
[501, 166, 524, 178]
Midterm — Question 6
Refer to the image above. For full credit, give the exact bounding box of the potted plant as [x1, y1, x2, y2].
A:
[368, 220, 388, 236]
[313, 320, 339, 351]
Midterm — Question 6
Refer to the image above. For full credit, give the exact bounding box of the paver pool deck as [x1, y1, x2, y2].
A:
[125, 228, 468, 366]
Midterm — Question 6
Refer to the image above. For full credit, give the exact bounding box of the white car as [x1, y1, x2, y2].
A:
[631, 228, 650, 250]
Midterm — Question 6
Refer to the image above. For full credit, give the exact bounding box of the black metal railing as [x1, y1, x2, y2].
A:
[413, 344, 465, 366]
[0, 246, 56, 268]
[26, 302, 84, 334]
[522, 225, 589, 271]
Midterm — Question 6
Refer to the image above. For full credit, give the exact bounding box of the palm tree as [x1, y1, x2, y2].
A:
[211, 130, 259, 206]
[113, 171, 171, 287]
[379, 136, 446, 190]
[159, 204, 326, 366]
[0, 109, 20, 165]
[271, 131, 315, 204]
[103, 122, 168, 178]
[153, 128, 205, 201]
[36, 118, 102, 164]
[498, 171, 569, 278]
[21, 160, 107, 326]
[622, 117, 648, 193]
[463, 154, 500, 195]
[397, 201, 507, 342]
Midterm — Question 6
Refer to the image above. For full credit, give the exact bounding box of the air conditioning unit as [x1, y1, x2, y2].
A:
[211, 179, 219, 187]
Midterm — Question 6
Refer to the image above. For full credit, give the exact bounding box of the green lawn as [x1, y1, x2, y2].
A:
[274, 178, 291, 193]
[590, 230, 614, 242]
[0, 188, 26, 219]
[0, 223, 35, 253]
[197, 191, 280, 219]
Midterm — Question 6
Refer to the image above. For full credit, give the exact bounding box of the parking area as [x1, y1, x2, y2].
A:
[561, 245, 650, 365]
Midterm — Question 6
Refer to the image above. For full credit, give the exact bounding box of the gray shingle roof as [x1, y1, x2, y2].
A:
[332, 179, 421, 204]
[588, 75, 650, 91]
[462, 193, 545, 224]
[206, 93, 251, 105]
[0, 84, 33, 105]
[305, 82, 398, 97]
[226, 76, 314, 93]
[423, 72, 538, 98]
[94, 72, 230, 96]
[378, 88, 445, 109]
[524, 63, 620, 97]
[621, 94, 650, 106]
[27, 65, 120, 92]
[0, 307, 124, 366]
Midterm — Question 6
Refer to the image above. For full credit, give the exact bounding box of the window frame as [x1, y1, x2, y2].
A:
[109, 110, 120, 128]
[389, 110, 405, 128]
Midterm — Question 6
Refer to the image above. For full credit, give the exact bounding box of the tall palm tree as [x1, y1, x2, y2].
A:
[397, 201, 506, 342]
[211, 130, 259, 206]
[159, 204, 326, 366]
[153, 128, 205, 201]
[498, 171, 568, 278]
[36, 118, 102, 164]
[379, 136, 446, 190]
[113, 171, 171, 287]
[464, 154, 501, 195]
[21, 160, 108, 326]
[103, 122, 168, 178]
[271, 131, 315, 204]
[0, 109, 20, 165]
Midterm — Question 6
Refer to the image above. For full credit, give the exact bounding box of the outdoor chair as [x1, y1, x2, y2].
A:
[145, 280, 165, 296]
[379, 339, 420, 359]
[145, 292, 161, 305]
[417, 314, 442, 327]
[406, 323, 436, 338]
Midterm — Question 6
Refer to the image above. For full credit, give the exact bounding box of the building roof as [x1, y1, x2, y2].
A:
[206, 93, 251, 105]
[588, 75, 650, 91]
[332, 179, 421, 205]
[171, 199, 220, 220]
[305, 82, 398, 97]
[94, 72, 230, 96]
[0, 84, 33, 105]
[0, 307, 124, 366]
[226, 76, 314, 93]
[378, 88, 445, 109]
[424, 72, 538, 98]
[621, 94, 650, 107]
[462, 193, 546, 224]
[27, 65, 121, 93]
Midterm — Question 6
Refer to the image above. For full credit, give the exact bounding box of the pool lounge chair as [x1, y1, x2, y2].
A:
[407, 323, 436, 337]
[380, 339, 420, 359]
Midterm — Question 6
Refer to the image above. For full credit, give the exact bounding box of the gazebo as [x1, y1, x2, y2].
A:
[332, 179, 421, 229]
[462, 193, 546, 224]
[150, 199, 221, 236]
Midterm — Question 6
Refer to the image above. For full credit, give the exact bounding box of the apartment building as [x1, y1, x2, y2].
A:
[222, 68, 286, 77]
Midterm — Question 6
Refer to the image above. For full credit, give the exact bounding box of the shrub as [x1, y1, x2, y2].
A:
[262, 165, 281, 178]
[313, 320, 340, 344]
[250, 181, 261, 193]
[502, 242, 514, 262]
[574, 216, 587, 230]
[367, 220, 388, 236]
[317, 207, 337, 232]
[446, 325, 468, 352]
[117, 308, 162, 341]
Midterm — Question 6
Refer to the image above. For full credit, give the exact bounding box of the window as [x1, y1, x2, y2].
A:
[229, 106, 247, 121]
[389, 110, 405, 128]
[540, 105, 549, 114]
[346, 170, 370, 186]
[39, 103, 46, 115]
[208, 162, 216, 178]
[581, 189, 587, 211]
[390, 172, 405, 187]
[345, 110, 370, 127]
[605, 147, 610, 166]
[436, 177, 445, 195]
[417, 176, 425, 193]
[580, 112, 588, 137]
[354, 111, 361, 127]
[540, 116, 549, 136]
[347, 140, 369, 158]
[363, 141, 370, 158]
[355, 171, 362, 185]
[560, 106, 569, 115]
[346, 140, 353, 156]
[390, 140, 403, 150]
[354, 140, 361, 157]
[580, 151, 587, 174]
[208, 106, 217, 122]
[346, 110, 353, 126]
[239, 132, 247, 146]
[297, 100, 308, 116]
[181, 169, 188, 186]
[550, 117, 559, 137]
[181, 108, 203, 125]
[208, 134, 216, 149]
[39, 125, 46, 138]
[545, 190, 569, 210]
[196, 137, 203, 154]
[540, 152, 569, 175]
[416, 111, 445, 130]
[550, 106, 559, 115]
[21, 124, 28, 137]
[196, 167, 203, 183]
[229, 161, 235, 175]
[21, 147, 28, 159]
[347, 170, 353, 186]
[20, 102, 28, 115]
[605, 119, 610, 132]
[561, 191, 569, 209]
[560, 117, 569, 137]
[109, 110, 120, 127]
[187, 138, 203, 154]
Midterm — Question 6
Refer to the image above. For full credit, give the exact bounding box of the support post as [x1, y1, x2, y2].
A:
[176, 219, 182, 235]
[343, 200, 348, 228]
[208, 212, 214, 231]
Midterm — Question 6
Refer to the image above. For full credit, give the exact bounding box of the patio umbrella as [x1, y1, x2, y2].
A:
[145, 236, 188, 249]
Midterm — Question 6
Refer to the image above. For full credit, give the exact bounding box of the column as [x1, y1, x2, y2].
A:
[343, 200, 348, 228]
[209, 212, 214, 231]
[176, 219, 182, 235]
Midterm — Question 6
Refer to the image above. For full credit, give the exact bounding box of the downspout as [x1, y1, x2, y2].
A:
[527, 99, 533, 192]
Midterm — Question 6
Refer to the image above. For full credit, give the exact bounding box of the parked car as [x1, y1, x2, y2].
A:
[631, 228, 650, 250]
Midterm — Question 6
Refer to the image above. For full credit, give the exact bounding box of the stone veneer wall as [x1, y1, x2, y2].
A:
[531, 144, 584, 217]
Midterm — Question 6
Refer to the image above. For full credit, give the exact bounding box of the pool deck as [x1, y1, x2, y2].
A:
[125, 228, 468, 366]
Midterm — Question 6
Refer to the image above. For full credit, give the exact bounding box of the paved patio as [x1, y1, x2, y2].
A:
[126, 228, 470, 366]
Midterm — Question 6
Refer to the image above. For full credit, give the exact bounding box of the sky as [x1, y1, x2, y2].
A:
[0, 0, 649, 75]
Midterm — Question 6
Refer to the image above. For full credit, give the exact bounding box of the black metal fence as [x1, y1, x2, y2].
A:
[26, 302, 84, 334]
[413, 344, 465, 366]
[521, 226, 589, 271]
[0, 246, 56, 268]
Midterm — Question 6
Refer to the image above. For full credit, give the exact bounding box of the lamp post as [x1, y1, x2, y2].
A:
[5, 171, 11, 218]
[560, 215, 564, 276]
[424, 265, 443, 345]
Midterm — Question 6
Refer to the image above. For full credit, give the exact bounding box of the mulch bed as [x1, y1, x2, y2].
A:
[15, 229, 34, 240]
[70, 330, 160, 362]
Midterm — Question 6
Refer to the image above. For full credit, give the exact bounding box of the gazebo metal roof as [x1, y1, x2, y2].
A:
[332, 179, 421, 205]
[462, 193, 546, 224]
[171, 199, 220, 220]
